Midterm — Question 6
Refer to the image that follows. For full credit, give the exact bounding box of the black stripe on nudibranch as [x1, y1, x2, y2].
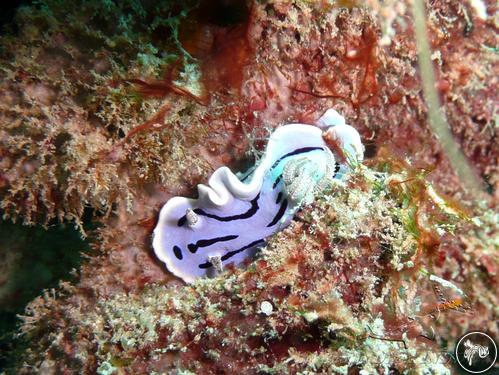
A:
[267, 198, 288, 227]
[187, 234, 239, 254]
[177, 215, 188, 227]
[270, 147, 323, 170]
[272, 175, 281, 189]
[276, 192, 283, 204]
[221, 239, 266, 261]
[334, 162, 340, 174]
[178, 193, 261, 226]
[173, 246, 183, 260]
[198, 239, 266, 269]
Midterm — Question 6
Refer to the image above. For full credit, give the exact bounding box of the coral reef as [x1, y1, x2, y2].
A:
[0, 0, 497, 373]
[15, 167, 498, 373]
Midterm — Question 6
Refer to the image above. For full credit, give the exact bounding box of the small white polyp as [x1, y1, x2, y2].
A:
[260, 301, 273, 316]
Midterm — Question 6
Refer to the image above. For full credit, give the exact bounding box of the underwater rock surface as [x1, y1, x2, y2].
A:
[0, 0, 497, 374]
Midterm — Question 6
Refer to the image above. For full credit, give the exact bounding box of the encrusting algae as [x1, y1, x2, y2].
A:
[0, 0, 497, 374]
[16, 165, 498, 374]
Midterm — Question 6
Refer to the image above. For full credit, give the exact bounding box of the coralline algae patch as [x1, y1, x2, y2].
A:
[68, 168, 466, 374]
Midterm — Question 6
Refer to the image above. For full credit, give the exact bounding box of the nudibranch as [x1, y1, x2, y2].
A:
[153, 109, 364, 283]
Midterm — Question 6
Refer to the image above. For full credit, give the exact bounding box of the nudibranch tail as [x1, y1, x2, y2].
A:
[153, 108, 364, 283]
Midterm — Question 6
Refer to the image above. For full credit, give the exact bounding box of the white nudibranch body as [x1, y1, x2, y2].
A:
[152, 109, 364, 283]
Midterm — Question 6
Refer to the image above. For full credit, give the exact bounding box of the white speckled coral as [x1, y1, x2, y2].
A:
[152, 109, 364, 283]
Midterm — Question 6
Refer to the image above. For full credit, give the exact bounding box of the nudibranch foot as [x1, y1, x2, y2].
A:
[152, 108, 364, 283]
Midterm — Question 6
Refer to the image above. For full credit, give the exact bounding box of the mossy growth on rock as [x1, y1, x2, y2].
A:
[17, 165, 493, 374]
